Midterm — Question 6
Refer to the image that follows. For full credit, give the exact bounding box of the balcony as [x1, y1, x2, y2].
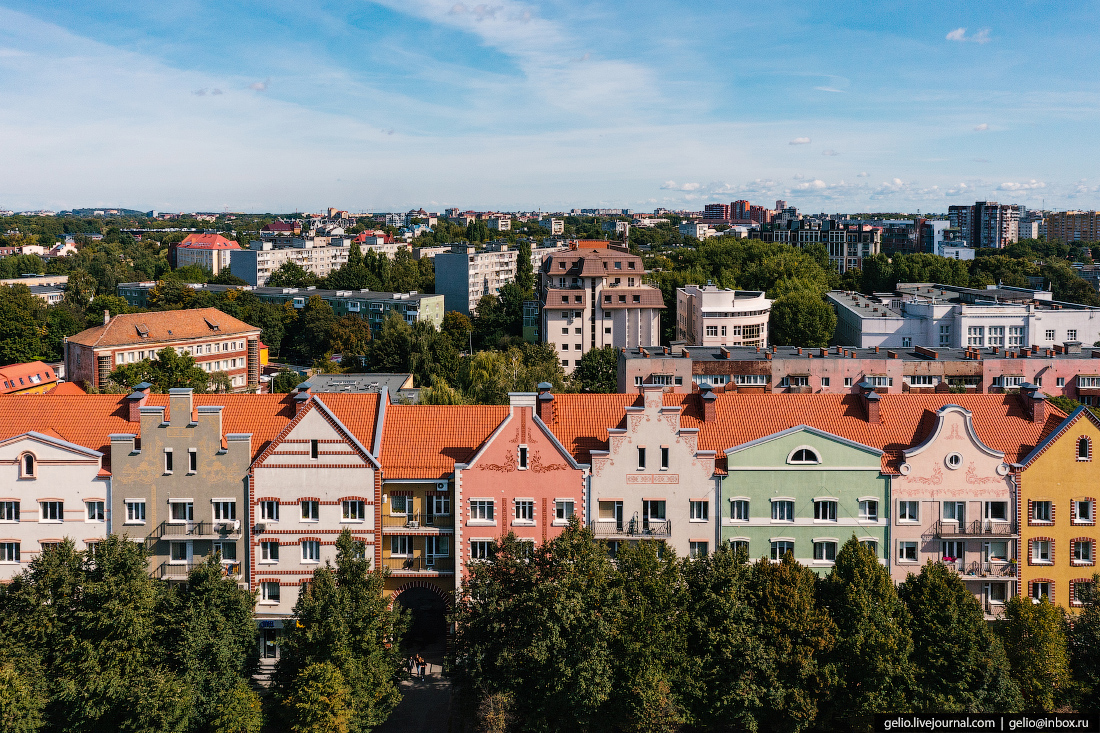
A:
[589, 519, 672, 539]
[383, 556, 455, 573]
[940, 560, 1017, 578]
[382, 512, 454, 530]
[148, 520, 243, 542]
[157, 561, 242, 580]
[927, 520, 1017, 538]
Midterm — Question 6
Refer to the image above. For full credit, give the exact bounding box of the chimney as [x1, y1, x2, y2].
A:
[719, 346, 730, 360]
[797, 347, 802, 355]
[857, 380, 881, 424]
[168, 388, 194, 426]
[537, 382, 556, 423]
[1019, 383, 1047, 423]
[127, 382, 151, 422]
[295, 382, 311, 416]
[700, 383, 717, 423]
[104, 309, 110, 325]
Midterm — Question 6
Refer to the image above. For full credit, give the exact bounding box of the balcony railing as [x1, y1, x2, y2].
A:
[927, 520, 1017, 538]
[383, 556, 455, 573]
[589, 519, 672, 539]
[157, 561, 242, 580]
[149, 520, 243, 541]
[381, 512, 454, 529]
[942, 560, 1017, 578]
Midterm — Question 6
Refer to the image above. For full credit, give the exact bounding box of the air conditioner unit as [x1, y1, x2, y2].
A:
[254, 523, 266, 533]
[407, 520, 420, 529]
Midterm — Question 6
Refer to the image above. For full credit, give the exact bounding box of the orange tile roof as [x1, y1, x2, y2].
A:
[0, 361, 56, 393]
[67, 308, 260, 348]
[312, 393, 381, 451]
[178, 233, 241, 250]
[47, 382, 87, 395]
[379, 404, 508, 479]
[543, 393, 1066, 473]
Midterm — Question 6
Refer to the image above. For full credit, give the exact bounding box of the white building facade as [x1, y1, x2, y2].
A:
[676, 285, 771, 348]
[434, 244, 519, 315]
[231, 238, 352, 286]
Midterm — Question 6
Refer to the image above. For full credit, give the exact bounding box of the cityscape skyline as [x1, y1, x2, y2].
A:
[1, 1, 1098, 212]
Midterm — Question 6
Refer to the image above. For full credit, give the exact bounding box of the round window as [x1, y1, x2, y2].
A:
[945, 452, 963, 470]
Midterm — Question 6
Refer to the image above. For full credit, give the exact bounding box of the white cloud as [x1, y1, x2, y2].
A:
[789, 137, 811, 145]
[974, 123, 989, 131]
[998, 180, 1045, 191]
[794, 179, 828, 191]
[660, 180, 700, 191]
[250, 78, 269, 91]
[946, 28, 967, 42]
[972, 28, 991, 44]
[946, 182, 969, 195]
[947, 27, 992, 44]
[857, 171, 869, 177]
[822, 149, 838, 156]
[814, 86, 843, 93]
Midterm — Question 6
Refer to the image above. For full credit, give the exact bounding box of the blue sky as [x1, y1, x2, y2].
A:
[0, 0, 1097, 213]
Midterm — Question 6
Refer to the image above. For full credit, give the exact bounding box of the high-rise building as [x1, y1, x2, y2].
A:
[703, 203, 730, 220]
[731, 200, 751, 219]
[948, 203, 1019, 248]
[775, 200, 787, 210]
[1045, 211, 1100, 243]
[434, 244, 518, 315]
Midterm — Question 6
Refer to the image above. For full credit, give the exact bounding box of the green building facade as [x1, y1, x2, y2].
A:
[721, 425, 890, 575]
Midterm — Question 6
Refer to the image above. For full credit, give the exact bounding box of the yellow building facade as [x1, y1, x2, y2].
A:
[1018, 406, 1099, 610]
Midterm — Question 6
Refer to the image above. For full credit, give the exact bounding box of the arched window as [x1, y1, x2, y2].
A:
[789, 447, 821, 464]
[20, 453, 35, 479]
[1078, 437, 1092, 462]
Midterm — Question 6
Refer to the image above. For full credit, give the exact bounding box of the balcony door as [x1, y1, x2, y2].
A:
[642, 500, 665, 532]
[943, 501, 965, 526]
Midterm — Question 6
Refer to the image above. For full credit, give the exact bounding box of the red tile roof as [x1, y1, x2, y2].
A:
[0, 361, 57, 393]
[312, 394, 381, 452]
[178, 233, 241, 250]
[66, 308, 260, 348]
[379, 404, 508, 479]
[47, 382, 87, 395]
[543, 393, 1066, 473]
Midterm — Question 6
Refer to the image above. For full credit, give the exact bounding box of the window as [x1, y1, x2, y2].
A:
[634, 376, 643, 386]
[943, 501, 965, 522]
[40, 501, 62, 522]
[730, 539, 749, 554]
[984, 502, 1008, 522]
[690, 501, 709, 521]
[902, 337, 912, 347]
[302, 540, 320, 562]
[859, 500, 879, 521]
[518, 445, 528, 469]
[1033, 540, 1051, 563]
[772, 500, 794, 522]
[789, 448, 820, 464]
[431, 495, 450, 516]
[301, 500, 319, 521]
[1008, 326, 1023, 346]
[814, 500, 837, 522]
[898, 501, 919, 522]
[261, 582, 280, 603]
[1079, 438, 1093, 461]
[188, 449, 197, 473]
[869, 376, 892, 388]
[599, 500, 623, 521]
[342, 500, 366, 522]
[213, 501, 236, 521]
[310, 440, 319, 460]
[260, 501, 279, 521]
[813, 541, 837, 562]
[942, 540, 964, 561]
[1045, 329, 1056, 341]
[731, 374, 764, 386]
[170, 501, 194, 523]
[637, 447, 646, 469]
[908, 375, 934, 386]
[1033, 501, 1052, 522]
[170, 541, 188, 563]
[1058, 377, 1065, 387]
[689, 541, 708, 558]
[730, 500, 749, 521]
[555, 500, 575, 521]
[844, 377, 853, 387]
[86, 501, 104, 522]
[786, 376, 809, 387]
[470, 541, 493, 560]
[1076, 500, 1094, 523]
[945, 452, 963, 470]
[988, 583, 1007, 603]
[515, 500, 535, 523]
[821, 377, 830, 387]
[1032, 582, 1051, 601]
[0, 501, 17, 522]
[898, 541, 918, 562]
[260, 541, 279, 562]
[770, 541, 795, 560]
[470, 500, 494, 522]
[1068, 330, 1078, 341]
[861, 540, 878, 556]
[987, 326, 1004, 347]
[0, 538, 22, 564]
[706, 325, 718, 337]
[390, 495, 410, 515]
[20, 453, 35, 478]
[1073, 541, 1093, 563]
[426, 536, 449, 558]
[123, 500, 145, 524]
[643, 500, 666, 521]
[164, 449, 173, 473]
[215, 541, 237, 561]
[661, 447, 669, 469]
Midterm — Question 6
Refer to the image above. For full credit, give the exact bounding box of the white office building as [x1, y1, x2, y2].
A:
[676, 285, 771, 347]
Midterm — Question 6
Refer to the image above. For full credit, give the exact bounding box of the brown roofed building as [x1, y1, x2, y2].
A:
[64, 308, 262, 392]
[540, 241, 664, 374]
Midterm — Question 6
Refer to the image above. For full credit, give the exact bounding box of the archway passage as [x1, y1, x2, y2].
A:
[395, 586, 448, 647]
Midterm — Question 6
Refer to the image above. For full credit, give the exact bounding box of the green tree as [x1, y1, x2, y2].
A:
[329, 315, 372, 362]
[285, 663, 351, 733]
[570, 345, 619, 393]
[516, 240, 534, 294]
[769, 289, 837, 347]
[273, 530, 406, 733]
[209, 680, 263, 733]
[63, 269, 97, 310]
[147, 279, 198, 309]
[291, 296, 337, 362]
[0, 286, 45, 363]
[458, 350, 508, 405]
[441, 311, 473, 353]
[109, 346, 212, 393]
[267, 261, 319, 288]
[1069, 574, 1100, 712]
[899, 562, 1022, 712]
[0, 665, 45, 733]
[271, 370, 307, 394]
[820, 537, 915, 721]
[999, 595, 1070, 712]
[419, 375, 464, 404]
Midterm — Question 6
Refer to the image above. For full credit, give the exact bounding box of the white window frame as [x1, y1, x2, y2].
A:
[0, 542, 19, 563]
[813, 499, 837, 522]
[169, 500, 194, 524]
[342, 500, 366, 522]
[689, 500, 709, 522]
[514, 499, 535, 525]
[85, 501, 105, 523]
[858, 498, 879, 521]
[553, 499, 575, 524]
[1032, 540, 1051, 564]
[898, 500, 919, 523]
[469, 499, 495, 524]
[730, 498, 750, 522]
[898, 540, 918, 562]
[0, 501, 17, 523]
[260, 541, 280, 563]
[260, 581, 281, 603]
[40, 500, 63, 523]
[301, 540, 321, 563]
[812, 539, 838, 563]
[125, 500, 146, 525]
[771, 498, 795, 522]
[260, 500, 279, 522]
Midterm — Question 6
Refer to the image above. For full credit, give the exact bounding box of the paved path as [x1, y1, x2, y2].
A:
[375, 641, 452, 733]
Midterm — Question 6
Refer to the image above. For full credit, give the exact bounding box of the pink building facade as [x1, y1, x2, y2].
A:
[454, 393, 588, 587]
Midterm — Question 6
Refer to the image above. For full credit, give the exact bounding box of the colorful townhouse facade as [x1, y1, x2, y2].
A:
[1018, 405, 1100, 610]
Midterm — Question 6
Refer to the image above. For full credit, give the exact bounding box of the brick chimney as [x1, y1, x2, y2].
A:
[857, 380, 881, 424]
[127, 382, 151, 422]
[1019, 382, 1047, 423]
[104, 309, 110, 325]
[700, 383, 717, 423]
[536, 382, 555, 424]
[295, 382, 311, 416]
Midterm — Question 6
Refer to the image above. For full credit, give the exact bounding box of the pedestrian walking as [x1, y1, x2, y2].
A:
[416, 654, 426, 679]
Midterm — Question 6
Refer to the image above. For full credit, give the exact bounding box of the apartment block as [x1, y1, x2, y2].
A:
[173, 233, 241, 274]
[675, 285, 771, 348]
[1046, 211, 1100, 243]
[539, 218, 564, 235]
[753, 218, 882, 274]
[230, 237, 351, 286]
[539, 241, 663, 373]
[435, 244, 518, 315]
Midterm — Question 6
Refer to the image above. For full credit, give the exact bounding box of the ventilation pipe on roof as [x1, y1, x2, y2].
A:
[536, 382, 555, 423]
[127, 382, 152, 422]
[295, 383, 311, 416]
[857, 380, 881, 424]
[104, 309, 110, 325]
[1019, 383, 1046, 423]
[700, 382, 717, 423]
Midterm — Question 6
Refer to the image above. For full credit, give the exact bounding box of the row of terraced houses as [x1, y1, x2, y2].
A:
[0, 382, 1097, 658]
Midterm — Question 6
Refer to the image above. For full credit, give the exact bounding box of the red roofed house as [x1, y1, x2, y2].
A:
[172, 233, 241, 274]
[0, 361, 58, 394]
[64, 308, 261, 392]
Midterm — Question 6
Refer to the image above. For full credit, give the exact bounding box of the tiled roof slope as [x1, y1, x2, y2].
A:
[67, 308, 260, 348]
[379, 405, 508, 479]
[47, 382, 87, 395]
[543, 393, 1065, 473]
[178, 233, 240, 250]
[0, 361, 56, 393]
[312, 393, 381, 452]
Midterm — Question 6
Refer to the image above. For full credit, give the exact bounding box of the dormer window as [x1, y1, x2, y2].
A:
[20, 453, 35, 479]
[788, 447, 820, 465]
